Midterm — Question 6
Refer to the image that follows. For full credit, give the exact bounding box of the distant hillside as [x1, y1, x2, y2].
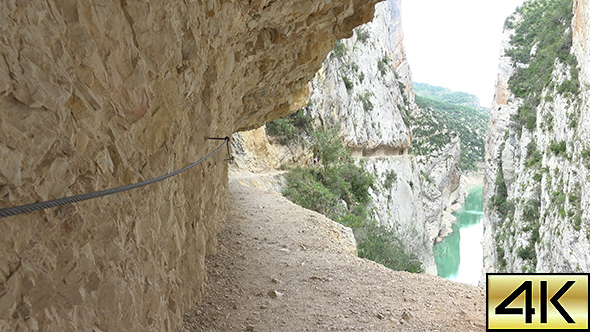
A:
[414, 82, 484, 110]
[411, 84, 489, 171]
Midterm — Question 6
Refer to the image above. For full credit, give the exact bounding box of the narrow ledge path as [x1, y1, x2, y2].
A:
[183, 179, 486, 332]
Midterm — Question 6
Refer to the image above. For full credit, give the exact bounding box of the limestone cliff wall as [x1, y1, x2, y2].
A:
[0, 0, 380, 331]
[483, 0, 590, 277]
[307, 0, 413, 151]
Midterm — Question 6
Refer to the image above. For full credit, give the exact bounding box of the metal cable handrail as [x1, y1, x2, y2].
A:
[0, 137, 230, 218]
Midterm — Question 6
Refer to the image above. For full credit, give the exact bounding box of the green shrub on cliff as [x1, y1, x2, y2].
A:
[377, 55, 391, 76]
[491, 156, 514, 218]
[343, 76, 354, 91]
[266, 109, 312, 145]
[525, 141, 542, 168]
[281, 125, 423, 273]
[332, 40, 346, 59]
[355, 222, 424, 273]
[355, 27, 370, 43]
[549, 140, 568, 158]
[358, 92, 374, 112]
[383, 170, 398, 189]
[505, 0, 580, 133]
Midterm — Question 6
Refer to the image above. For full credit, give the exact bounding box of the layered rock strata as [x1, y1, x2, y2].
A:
[0, 0, 380, 331]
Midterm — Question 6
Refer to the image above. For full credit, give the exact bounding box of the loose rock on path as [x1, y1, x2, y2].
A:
[183, 180, 485, 331]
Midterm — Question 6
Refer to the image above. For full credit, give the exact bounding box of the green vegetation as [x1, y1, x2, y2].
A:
[342, 76, 353, 91]
[412, 92, 488, 171]
[582, 148, 590, 168]
[505, 0, 580, 133]
[308, 126, 349, 173]
[496, 246, 507, 271]
[383, 170, 398, 190]
[552, 191, 566, 217]
[355, 223, 424, 273]
[266, 109, 312, 145]
[517, 245, 536, 262]
[491, 157, 514, 218]
[518, 198, 540, 267]
[420, 170, 433, 185]
[332, 40, 346, 59]
[568, 186, 582, 231]
[525, 141, 542, 168]
[413, 83, 483, 110]
[510, 101, 537, 135]
[273, 116, 423, 273]
[377, 55, 391, 76]
[358, 92, 374, 112]
[549, 140, 567, 158]
[355, 27, 370, 43]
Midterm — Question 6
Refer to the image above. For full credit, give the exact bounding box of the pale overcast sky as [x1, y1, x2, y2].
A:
[402, 0, 526, 107]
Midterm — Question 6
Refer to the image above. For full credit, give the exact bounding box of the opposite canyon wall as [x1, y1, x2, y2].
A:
[0, 1, 380, 331]
[483, 0, 590, 277]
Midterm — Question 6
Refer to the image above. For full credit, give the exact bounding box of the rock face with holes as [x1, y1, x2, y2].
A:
[482, 0, 590, 280]
[0, 0, 380, 330]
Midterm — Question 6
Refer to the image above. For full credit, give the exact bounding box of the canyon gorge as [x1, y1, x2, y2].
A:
[1, 0, 589, 330]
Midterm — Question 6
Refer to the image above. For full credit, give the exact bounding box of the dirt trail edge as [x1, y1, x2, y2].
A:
[183, 180, 486, 332]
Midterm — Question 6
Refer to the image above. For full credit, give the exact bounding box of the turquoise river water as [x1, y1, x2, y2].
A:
[434, 185, 484, 286]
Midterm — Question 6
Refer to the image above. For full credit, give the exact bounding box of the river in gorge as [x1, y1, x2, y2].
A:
[434, 185, 484, 286]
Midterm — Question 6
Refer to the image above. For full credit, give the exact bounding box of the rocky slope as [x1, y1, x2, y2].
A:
[0, 0, 381, 331]
[483, 0, 590, 277]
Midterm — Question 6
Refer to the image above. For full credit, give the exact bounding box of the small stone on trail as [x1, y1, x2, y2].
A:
[271, 278, 281, 284]
[246, 324, 255, 331]
[268, 290, 284, 299]
[402, 310, 414, 321]
[376, 313, 385, 320]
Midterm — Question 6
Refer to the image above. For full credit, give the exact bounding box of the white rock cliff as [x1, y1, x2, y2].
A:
[483, 0, 590, 278]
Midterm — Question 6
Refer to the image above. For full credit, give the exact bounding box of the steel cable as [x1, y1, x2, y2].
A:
[0, 137, 229, 218]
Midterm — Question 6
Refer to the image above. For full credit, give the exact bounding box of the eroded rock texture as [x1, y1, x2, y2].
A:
[0, 0, 380, 330]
